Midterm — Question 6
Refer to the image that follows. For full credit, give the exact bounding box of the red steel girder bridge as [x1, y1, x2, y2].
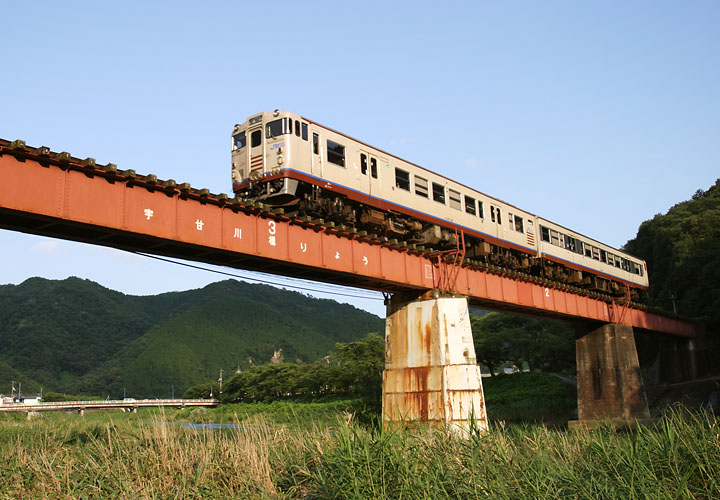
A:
[0, 138, 694, 338]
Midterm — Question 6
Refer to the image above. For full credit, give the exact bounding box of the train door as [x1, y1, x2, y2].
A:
[370, 156, 384, 197]
[489, 203, 504, 240]
[311, 130, 323, 177]
[248, 126, 264, 176]
[359, 151, 381, 198]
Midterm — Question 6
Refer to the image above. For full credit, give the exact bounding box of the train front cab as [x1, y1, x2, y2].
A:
[232, 111, 312, 205]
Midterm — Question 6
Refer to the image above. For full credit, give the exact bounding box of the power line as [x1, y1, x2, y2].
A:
[133, 252, 384, 301]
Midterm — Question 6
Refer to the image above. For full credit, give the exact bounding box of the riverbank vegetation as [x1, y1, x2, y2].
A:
[0, 405, 716, 499]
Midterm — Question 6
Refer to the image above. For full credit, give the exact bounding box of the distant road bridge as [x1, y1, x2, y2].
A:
[0, 138, 698, 430]
[0, 399, 219, 415]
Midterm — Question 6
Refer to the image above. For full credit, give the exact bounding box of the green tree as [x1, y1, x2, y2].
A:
[332, 332, 385, 400]
[470, 314, 509, 376]
[624, 178, 720, 362]
[183, 382, 215, 399]
[220, 333, 385, 405]
[471, 312, 575, 375]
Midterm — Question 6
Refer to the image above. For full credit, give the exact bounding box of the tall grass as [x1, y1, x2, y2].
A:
[0, 406, 717, 499]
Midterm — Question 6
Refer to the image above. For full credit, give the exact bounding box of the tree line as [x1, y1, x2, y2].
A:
[185, 332, 385, 407]
[184, 313, 577, 406]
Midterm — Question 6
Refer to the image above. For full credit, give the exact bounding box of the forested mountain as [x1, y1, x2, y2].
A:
[624, 179, 720, 360]
[0, 278, 383, 398]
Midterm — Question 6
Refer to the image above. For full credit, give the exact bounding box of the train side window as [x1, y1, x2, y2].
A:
[302, 123, 308, 141]
[496, 208, 501, 225]
[592, 247, 600, 260]
[360, 154, 368, 175]
[550, 230, 560, 246]
[491, 206, 495, 222]
[464, 195, 477, 215]
[449, 189, 461, 210]
[371, 158, 378, 178]
[478, 201, 484, 218]
[569, 237, 576, 252]
[327, 140, 345, 167]
[541, 226, 550, 242]
[514, 216, 524, 233]
[600, 250, 607, 263]
[251, 130, 262, 148]
[585, 245, 592, 258]
[415, 176, 428, 197]
[432, 182, 445, 204]
[312, 133, 319, 154]
[395, 168, 410, 191]
[565, 235, 582, 254]
[508, 213, 515, 230]
[295, 120, 301, 136]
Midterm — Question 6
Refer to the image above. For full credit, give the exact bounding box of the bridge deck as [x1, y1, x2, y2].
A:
[0, 139, 695, 337]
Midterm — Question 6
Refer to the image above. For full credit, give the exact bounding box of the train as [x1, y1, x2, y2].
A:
[231, 110, 648, 299]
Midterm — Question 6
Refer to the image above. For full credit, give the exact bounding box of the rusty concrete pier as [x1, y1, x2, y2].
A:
[383, 292, 488, 434]
[571, 323, 651, 427]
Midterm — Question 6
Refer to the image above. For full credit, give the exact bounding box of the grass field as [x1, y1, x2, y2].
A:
[0, 374, 716, 499]
[0, 406, 717, 499]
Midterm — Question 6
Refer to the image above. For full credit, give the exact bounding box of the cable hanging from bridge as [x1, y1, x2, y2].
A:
[132, 251, 384, 301]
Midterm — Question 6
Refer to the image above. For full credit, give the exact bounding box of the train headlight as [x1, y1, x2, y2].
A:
[277, 156, 284, 165]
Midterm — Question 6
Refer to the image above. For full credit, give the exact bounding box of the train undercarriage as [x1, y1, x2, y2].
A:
[239, 179, 644, 303]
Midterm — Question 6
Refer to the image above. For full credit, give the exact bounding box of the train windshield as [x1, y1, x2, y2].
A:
[266, 118, 292, 139]
[233, 131, 246, 150]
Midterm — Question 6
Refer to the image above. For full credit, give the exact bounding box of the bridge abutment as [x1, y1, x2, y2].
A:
[382, 292, 488, 434]
[571, 323, 651, 427]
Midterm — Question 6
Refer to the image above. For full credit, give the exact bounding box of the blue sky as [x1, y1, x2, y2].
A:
[2, 1, 718, 317]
